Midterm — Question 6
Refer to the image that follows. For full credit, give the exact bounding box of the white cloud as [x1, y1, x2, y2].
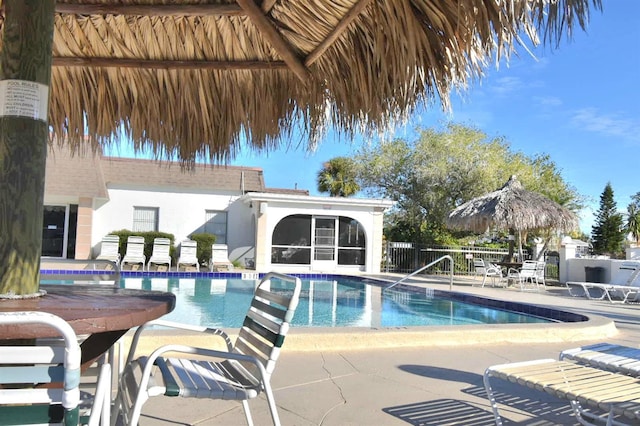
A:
[490, 76, 524, 96]
[570, 108, 640, 143]
[533, 96, 563, 107]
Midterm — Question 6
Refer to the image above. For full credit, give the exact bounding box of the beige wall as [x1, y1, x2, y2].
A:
[74, 198, 93, 259]
[369, 207, 386, 274]
[254, 203, 269, 271]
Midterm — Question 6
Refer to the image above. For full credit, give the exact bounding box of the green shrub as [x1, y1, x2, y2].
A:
[107, 230, 176, 261]
[188, 233, 217, 266]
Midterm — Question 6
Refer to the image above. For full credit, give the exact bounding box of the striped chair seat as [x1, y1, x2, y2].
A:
[561, 342, 640, 376]
[132, 356, 262, 399]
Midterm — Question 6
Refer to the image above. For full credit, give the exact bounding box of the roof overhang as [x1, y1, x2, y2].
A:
[241, 192, 394, 211]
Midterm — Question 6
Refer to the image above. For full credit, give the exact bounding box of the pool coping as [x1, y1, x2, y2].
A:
[125, 312, 616, 354]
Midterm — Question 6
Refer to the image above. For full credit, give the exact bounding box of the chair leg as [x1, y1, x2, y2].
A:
[241, 400, 255, 426]
[568, 400, 623, 426]
[262, 383, 282, 426]
[114, 360, 151, 426]
[482, 371, 504, 426]
[127, 395, 146, 426]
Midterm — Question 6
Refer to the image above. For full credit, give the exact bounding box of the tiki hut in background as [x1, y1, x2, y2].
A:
[0, 0, 601, 295]
[446, 176, 579, 261]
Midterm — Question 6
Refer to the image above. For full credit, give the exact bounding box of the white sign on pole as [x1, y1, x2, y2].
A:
[0, 79, 49, 122]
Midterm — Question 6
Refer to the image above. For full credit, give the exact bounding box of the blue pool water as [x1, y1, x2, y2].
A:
[120, 275, 554, 328]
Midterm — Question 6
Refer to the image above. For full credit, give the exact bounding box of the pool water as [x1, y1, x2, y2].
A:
[122, 276, 552, 328]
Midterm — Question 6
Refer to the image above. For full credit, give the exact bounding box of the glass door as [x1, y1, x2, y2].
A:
[42, 205, 68, 258]
[312, 217, 337, 270]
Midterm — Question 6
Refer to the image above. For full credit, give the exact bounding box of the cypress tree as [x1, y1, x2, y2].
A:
[591, 183, 625, 257]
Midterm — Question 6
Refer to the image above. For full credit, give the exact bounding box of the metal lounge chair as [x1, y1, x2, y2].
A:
[472, 258, 505, 287]
[566, 261, 640, 303]
[560, 342, 640, 376]
[147, 237, 172, 271]
[0, 311, 111, 426]
[112, 272, 302, 426]
[176, 239, 199, 271]
[484, 356, 640, 426]
[210, 243, 233, 271]
[121, 236, 147, 271]
[95, 234, 121, 266]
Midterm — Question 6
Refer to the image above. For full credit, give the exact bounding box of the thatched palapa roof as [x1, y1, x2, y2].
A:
[446, 176, 579, 234]
[0, 1, 601, 162]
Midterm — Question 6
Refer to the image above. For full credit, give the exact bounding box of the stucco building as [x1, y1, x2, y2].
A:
[44, 145, 393, 273]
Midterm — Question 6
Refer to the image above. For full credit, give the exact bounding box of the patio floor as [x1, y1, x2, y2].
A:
[119, 274, 640, 425]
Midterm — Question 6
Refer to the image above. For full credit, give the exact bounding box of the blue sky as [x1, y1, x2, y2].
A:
[111, 3, 639, 235]
[228, 2, 640, 235]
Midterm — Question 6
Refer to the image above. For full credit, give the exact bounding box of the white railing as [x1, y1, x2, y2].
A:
[384, 255, 454, 291]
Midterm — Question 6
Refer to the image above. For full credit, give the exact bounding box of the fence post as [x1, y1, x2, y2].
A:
[559, 238, 577, 284]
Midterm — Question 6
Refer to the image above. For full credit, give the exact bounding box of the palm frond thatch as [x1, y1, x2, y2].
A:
[446, 175, 579, 234]
[0, 0, 601, 162]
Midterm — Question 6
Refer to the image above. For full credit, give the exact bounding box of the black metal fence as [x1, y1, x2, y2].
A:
[382, 242, 560, 280]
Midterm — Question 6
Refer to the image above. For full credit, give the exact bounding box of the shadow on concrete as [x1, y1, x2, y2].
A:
[383, 399, 495, 425]
[399, 364, 481, 385]
[396, 364, 578, 425]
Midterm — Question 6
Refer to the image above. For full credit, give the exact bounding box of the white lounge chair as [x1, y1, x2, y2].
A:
[484, 347, 640, 426]
[0, 311, 111, 426]
[566, 261, 640, 303]
[121, 236, 147, 271]
[147, 237, 172, 271]
[96, 234, 121, 266]
[472, 258, 505, 287]
[560, 342, 640, 376]
[210, 243, 233, 271]
[176, 239, 199, 271]
[113, 272, 302, 426]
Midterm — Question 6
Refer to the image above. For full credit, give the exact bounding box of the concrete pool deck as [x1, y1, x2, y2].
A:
[122, 274, 640, 425]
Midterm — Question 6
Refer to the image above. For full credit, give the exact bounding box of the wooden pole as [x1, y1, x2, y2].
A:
[507, 228, 516, 262]
[0, 0, 55, 295]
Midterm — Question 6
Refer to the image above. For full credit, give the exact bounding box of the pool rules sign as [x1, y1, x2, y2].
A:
[0, 79, 49, 121]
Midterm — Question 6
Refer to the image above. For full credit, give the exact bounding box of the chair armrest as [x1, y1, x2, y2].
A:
[487, 264, 504, 275]
[126, 320, 233, 363]
[140, 344, 271, 385]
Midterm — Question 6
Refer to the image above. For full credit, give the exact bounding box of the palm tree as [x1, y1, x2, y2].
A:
[317, 157, 360, 197]
[626, 203, 640, 246]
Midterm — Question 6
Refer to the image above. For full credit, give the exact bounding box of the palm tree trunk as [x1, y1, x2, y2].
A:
[0, 1, 54, 295]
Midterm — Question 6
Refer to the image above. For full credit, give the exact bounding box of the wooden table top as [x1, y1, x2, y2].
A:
[0, 284, 176, 366]
[495, 261, 523, 270]
[0, 284, 176, 339]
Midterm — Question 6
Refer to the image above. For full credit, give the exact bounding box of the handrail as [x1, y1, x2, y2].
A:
[384, 255, 454, 291]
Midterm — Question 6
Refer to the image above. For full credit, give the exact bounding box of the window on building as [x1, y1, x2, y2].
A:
[133, 207, 158, 232]
[337, 217, 365, 265]
[271, 214, 366, 266]
[272, 214, 312, 264]
[205, 210, 228, 244]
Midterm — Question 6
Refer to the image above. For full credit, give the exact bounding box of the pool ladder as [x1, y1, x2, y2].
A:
[384, 255, 454, 292]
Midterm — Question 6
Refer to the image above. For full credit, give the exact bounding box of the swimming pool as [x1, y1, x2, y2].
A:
[119, 274, 557, 328]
